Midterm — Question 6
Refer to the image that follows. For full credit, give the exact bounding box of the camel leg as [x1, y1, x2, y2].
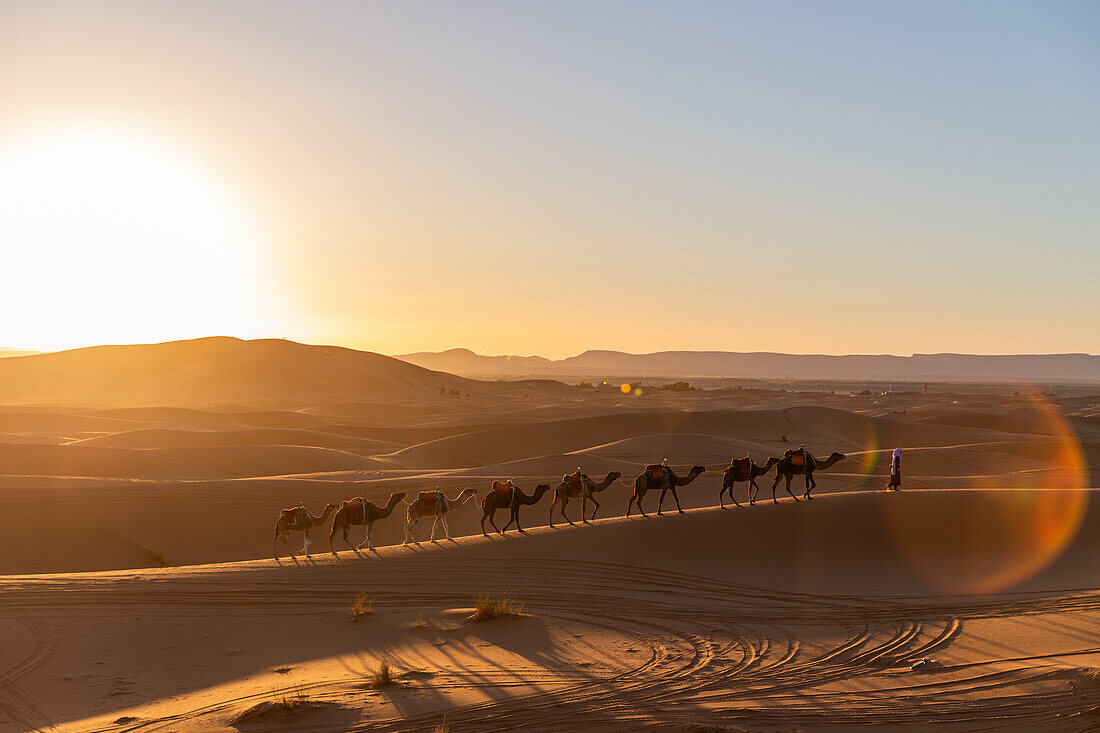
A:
[670, 487, 684, 514]
[720, 486, 726, 509]
[784, 475, 800, 502]
[804, 473, 815, 500]
[560, 496, 574, 526]
[481, 510, 490, 537]
[729, 485, 741, 508]
[589, 495, 600, 521]
[442, 515, 453, 541]
[636, 491, 649, 518]
[272, 525, 283, 560]
[489, 508, 504, 535]
[749, 479, 758, 505]
[625, 496, 634, 517]
[429, 516, 439, 542]
[503, 507, 518, 533]
[548, 495, 558, 527]
[771, 475, 781, 504]
[580, 496, 589, 523]
[657, 487, 667, 515]
[302, 531, 312, 557]
[404, 517, 416, 545]
[360, 523, 375, 551]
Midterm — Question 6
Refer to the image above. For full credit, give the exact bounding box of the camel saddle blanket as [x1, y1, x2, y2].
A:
[646, 464, 665, 479]
[789, 451, 806, 467]
[565, 472, 585, 489]
[492, 480, 513, 497]
[735, 457, 752, 474]
[418, 491, 439, 507]
[346, 500, 365, 523]
[281, 507, 304, 529]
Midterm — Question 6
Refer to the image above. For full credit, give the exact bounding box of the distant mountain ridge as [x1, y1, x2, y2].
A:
[396, 348, 1100, 384]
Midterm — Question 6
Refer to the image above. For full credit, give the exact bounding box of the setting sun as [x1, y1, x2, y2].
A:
[0, 126, 276, 350]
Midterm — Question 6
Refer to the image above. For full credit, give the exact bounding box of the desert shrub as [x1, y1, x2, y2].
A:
[657, 381, 695, 392]
[349, 592, 373, 621]
[468, 593, 525, 622]
[368, 658, 394, 687]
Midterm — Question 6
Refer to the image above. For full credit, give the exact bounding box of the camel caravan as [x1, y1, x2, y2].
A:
[271, 446, 847, 559]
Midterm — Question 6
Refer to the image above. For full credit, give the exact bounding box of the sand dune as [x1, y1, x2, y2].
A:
[0, 348, 1097, 730]
[0, 337, 515, 407]
[0, 443, 385, 481]
[70, 428, 402, 455]
[5, 489, 1100, 731]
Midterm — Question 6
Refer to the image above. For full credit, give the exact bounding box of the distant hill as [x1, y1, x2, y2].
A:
[396, 349, 1100, 384]
[0, 337, 566, 407]
[0, 348, 41, 359]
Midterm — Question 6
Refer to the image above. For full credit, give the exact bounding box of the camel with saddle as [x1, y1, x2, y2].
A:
[480, 479, 553, 535]
[404, 488, 478, 544]
[720, 455, 780, 507]
[549, 470, 623, 526]
[771, 446, 847, 502]
[626, 462, 707, 517]
[272, 503, 337, 559]
[329, 492, 406, 552]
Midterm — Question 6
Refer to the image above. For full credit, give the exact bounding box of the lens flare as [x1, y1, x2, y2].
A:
[883, 389, 1088, 594]
[849, 420, 881, 488]
[620, 384, 631, 394]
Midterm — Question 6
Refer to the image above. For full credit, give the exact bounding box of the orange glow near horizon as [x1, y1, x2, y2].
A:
[0, 125, 283, 351]
[882, 389, 1089, 594]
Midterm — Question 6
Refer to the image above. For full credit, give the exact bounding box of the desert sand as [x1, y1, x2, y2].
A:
[1, 339, 1098, 731]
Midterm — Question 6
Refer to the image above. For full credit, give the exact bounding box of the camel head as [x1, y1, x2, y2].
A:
[457, 487, 478, 503]
[689, 465, 707, 476]
[829, 452, 847, 462]
[606, 471, 623, 482]
[533, 483, 552, 499]
[388, 492, 407, 506]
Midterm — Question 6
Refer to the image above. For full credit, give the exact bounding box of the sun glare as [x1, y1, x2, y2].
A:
[0, 126, 276, 350]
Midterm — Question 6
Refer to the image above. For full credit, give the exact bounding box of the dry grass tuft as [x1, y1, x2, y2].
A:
[368, 658, 394, 688]
[231, 693, 320, 724]
[432, 719, 451, 733]
[467, 593, 525, 622]
[349, 592, 373, 621]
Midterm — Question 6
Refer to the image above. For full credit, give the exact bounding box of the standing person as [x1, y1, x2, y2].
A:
[887, 447, 902, 491]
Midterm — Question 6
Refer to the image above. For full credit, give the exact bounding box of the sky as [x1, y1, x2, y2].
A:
[1, 1, 1097, 357]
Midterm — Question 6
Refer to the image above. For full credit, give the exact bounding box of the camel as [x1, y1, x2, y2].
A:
[480, 481, 553, 535]
[625, 464, 707, 517]
[720, 456, 780, 508]
[548, 470, 623, 526]
[272, 503, 337, 559]
[328, 492, 407, 553]
[404, 488, 478, 544]
[770, 448, 847, 502]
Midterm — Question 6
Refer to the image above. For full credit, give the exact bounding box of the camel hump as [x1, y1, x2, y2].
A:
[734, 457, 752, 473]
[418, 490, 438, 506]
[346, 499, 365, 522]
[788, 449, 806, 467]
[492, 480, 513, 495]
[281, 506, 305, 529]
[646, 464, 665, 479]
[566, 471, 585, 488]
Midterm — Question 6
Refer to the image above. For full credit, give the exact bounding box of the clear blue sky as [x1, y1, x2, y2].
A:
[1, 1, 1097, 355]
